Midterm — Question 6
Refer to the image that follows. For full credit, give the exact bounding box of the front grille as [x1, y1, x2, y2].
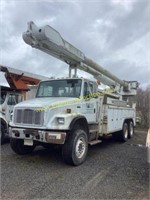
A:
[14, 108, 44, 126]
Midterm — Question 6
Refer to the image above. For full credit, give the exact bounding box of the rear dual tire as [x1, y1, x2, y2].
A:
[128, 121, 134, 139]
[120, 122, 128, 142]
[114, 121, 134, 142]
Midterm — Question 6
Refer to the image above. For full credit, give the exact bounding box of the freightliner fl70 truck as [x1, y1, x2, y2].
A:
[9, 22, 138, 165]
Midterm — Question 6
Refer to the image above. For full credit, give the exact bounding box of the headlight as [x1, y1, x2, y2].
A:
[57, 117, 65, 124]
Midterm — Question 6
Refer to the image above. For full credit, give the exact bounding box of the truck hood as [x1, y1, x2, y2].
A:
[14, 97, 79, 109]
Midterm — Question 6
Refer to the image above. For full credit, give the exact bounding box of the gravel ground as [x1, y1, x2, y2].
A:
[1, 130, 149, 200]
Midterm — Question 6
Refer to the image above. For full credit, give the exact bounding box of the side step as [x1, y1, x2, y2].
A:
[88, 140, 102, 146]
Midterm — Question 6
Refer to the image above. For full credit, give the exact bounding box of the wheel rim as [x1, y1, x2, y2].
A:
[75, 136, 86, 159]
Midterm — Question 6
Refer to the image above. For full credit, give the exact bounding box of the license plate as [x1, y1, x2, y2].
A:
[24, 139, 33, 146]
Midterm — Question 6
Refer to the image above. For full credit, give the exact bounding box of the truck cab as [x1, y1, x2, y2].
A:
[35, 78, 98, 123]
[10, 78, 99, 131]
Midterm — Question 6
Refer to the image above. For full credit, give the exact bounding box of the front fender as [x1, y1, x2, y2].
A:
[69, 116, 88, 130]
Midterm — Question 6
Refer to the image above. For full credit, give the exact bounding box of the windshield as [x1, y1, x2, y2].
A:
[0, 91, 7, 104]
[36, 79, 82, 98]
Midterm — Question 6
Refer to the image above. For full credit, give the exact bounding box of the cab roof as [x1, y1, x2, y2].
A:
[39, 77, 96, 84]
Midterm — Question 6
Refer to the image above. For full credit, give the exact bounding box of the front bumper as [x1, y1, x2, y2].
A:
[9, 126, 66, 145]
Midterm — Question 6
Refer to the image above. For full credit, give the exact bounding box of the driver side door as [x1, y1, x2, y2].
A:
[80, 82, 98, 123]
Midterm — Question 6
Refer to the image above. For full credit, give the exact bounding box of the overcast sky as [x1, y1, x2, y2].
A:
[0, 0, 149, 89]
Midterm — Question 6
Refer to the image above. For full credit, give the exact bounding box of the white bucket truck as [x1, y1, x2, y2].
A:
[9, 22, 138, 165]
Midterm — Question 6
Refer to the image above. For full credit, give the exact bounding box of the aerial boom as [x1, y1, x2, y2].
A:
[23, 21, 138, 94]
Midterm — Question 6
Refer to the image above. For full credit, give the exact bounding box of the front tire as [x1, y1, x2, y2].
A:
[62, 128, 88, 166]
[10, 138, 35, 155]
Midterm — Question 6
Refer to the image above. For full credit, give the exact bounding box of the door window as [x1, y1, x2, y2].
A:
[84, 82, 91, 98]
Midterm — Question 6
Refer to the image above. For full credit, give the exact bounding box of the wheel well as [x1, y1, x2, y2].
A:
[124, 119, 134, 127]
[69, 117, 89, 139]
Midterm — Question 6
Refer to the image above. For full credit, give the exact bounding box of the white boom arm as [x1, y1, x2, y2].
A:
[23, 21, 138, 94]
